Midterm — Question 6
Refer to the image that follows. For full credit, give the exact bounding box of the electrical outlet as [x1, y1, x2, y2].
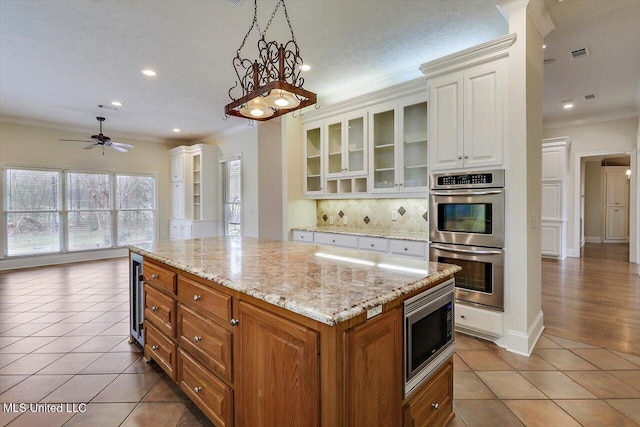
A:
[532, 213, 538, 229]
[391, 211, 398, 221]
[343, 215, 348, 225]
[293, 209, 299, 218]
[329, 215, 334, 225]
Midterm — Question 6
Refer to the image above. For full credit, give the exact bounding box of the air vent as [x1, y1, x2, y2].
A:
[228, 0, 244, 5]
[584, 93, 597, 101]
[97, 104, 118, 111]
[544, 58, 556, 65]
[571, 47, 590, 59]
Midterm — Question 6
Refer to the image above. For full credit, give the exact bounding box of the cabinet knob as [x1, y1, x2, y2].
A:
[460, 315, 465, 319]
[432, 402, 440, 410]
[464, 155, 469, 159]
[151, 345, 159, 350]
[193, 336, 202, 343]
[194, 386, 201, 394]
[230, 319, 239, 326]
[370, 244, 375, 247]
[193, 294, 201, 301]
[331, 239, 336, 243]
[399, 183, 403, 187]
[151, 274, 158, 280]
[404, 248, 408, 251]
[151, 306, 158, 312]
[457, 155, 463, 160]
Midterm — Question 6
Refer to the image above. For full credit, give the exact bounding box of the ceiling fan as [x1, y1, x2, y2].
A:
[59, 116, 134, 154]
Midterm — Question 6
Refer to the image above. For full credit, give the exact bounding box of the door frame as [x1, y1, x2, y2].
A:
[572, 149, 637, 263]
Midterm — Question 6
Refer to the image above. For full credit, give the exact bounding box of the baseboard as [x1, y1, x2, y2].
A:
[585, 236, 603, 243]
[0, 248, 128, 271]
[497, 310, 545, 356]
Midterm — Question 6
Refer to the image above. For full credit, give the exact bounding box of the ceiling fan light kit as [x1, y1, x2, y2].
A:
[224, 0, 316, 121]
[59, 116, 134, 154]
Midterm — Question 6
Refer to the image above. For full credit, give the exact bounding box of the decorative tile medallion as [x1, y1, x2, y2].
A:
[363, 216, 370, 224]
[323, 214, 328, 222]
[422, 212, 428, 222]
[398, 206, 406, 216]
[338, 210, 344, 218]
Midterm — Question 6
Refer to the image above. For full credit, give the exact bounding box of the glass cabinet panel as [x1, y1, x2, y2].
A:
[347, 116, 365, 174]
[192, 154, 201, 220]
[402, 101, 428, 190]
[327, 121, 343, 176]
[305, 126, 322, 193]
[372, 109, 395, 189]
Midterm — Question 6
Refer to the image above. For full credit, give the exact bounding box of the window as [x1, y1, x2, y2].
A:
[116, 175, 155, 245]
[2, 167, 155, 257]
[4, 169, 61, 256]
[67, 172, 112, 251]
[222, 158, 242, 236]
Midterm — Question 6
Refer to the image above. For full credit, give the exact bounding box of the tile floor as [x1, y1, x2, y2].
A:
[0, 258, 639, 426]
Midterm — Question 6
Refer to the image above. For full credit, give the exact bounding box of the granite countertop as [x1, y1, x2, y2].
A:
[292, 226, 430, 242]
[130, 237, 459, 326]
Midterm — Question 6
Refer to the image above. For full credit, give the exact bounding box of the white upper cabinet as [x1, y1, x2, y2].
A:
[326, 110, 367, 178]
[170, 154, 185, 182]
[303, 121, 324, 197]
[421, 33, 515, 172]
[428, 60, 504, 171]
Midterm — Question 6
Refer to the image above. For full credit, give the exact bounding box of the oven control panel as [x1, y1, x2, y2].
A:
[430, 169, 505, 189]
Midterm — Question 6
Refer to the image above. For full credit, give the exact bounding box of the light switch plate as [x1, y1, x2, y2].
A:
[391, 211, 398, 221]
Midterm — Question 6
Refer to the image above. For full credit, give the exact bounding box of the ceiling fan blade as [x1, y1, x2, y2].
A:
[59, 139, 93, 142]
[84, 144, 98, 150]
[109, 145, 128, 153]
[111, 141, 134, 148]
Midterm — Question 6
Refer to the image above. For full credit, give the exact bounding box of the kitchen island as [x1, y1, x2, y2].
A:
[129, 236, 460, 427]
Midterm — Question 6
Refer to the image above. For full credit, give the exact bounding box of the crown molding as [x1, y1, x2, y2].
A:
[420, 33, 517, 79]
[543, 110, 639, 130]
[526, 0, 555, 37]
[542, 136, 571, 148]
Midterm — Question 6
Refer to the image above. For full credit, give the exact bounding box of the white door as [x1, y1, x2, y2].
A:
[604, 167, 629, 241]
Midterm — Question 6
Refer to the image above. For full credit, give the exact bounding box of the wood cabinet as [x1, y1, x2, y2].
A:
[428, 60, 504, 171]
[236, 301, 319, 427]
[169, 144, 220, 239]
[344, 307, 402, 427]
[139, 255, 454, 427]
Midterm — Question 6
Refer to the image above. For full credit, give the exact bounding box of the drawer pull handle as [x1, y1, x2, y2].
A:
[370, 244, 375, 247]
[151, 274, 159, 280]
[151, 345, 159, 350]
[151, 306, 158, 312]
[332, 239, 336, 243]
[230, 319, 239, 326]
[193, 336, 202, 343]
[432, 403, 439, 410]
[404, 248, 408, 251]
[460, 315, 465, 319]
[193, 294, 201, 301]
[457, 155, 463, 160]
[194, 386, 202, 393]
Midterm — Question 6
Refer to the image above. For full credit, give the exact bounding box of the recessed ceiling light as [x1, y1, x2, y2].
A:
[563, 103, 574, 109]
[543, 44, 546, 49]
[300, 64, 311, 72]
[172, 128, 181, 133]
[141, 69, 157, 77]
[111, 101, 123, 107]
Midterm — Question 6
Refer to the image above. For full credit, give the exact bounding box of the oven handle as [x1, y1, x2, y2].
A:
[430, 190, 503, 196]
[430, 244, 503, 255]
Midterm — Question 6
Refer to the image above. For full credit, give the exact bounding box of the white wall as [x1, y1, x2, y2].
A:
[544, 116, 638, 257]
[258, 120, 283, 240]
[584, 161, 603, 242]
[204, 125, 259, 238]
[0, 121, 174, 268]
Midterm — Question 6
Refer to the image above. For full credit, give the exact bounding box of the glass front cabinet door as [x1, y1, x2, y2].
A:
[304, 122, 323, 196]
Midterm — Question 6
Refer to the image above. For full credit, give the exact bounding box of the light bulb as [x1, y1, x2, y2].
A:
[274, 97, 290, 107]
[250, 108, 265, 117]
[264, 89, 300, 109]
[239, 97, 274, 119]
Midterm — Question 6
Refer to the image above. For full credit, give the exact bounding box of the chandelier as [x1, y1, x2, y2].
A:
[224, 0, 316, 121]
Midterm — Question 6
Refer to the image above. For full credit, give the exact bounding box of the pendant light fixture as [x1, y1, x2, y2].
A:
[224, 0, 316, 121]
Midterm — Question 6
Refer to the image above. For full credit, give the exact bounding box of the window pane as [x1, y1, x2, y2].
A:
[223, 160, 241, 203]
[6, 212, 61, 255]
[67, 173, 111, 210]
[117, 175, 155, 209]
[118, 211, 153, 245]
[68, 212, 112, 251]
[5, 169, 59, 211]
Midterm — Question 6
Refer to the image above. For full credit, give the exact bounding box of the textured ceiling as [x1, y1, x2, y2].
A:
[0, 0, 638, 142]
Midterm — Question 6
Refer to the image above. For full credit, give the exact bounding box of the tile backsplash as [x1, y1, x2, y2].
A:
[316, 199, 428, 233]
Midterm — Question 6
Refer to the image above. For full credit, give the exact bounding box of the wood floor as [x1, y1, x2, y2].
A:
[542, 243, 640, 356]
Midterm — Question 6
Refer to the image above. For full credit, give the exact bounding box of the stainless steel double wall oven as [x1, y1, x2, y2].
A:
[429, 170, 505, 311]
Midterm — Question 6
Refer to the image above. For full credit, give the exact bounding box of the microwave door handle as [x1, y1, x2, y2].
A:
[430, 190, 503, 196]
[430, 244, 502, 255]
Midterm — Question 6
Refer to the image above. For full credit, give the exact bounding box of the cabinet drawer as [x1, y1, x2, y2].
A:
[358, 236, 389, 253]
[179, 349, 233, 427]
[403, 359, 453, 427]
[293, 230, 314, 243]
[143, 261, 176, 294]
[389, 239, 427, 258]
[178, 276, 232, 324]
[144, 284, 176, 338]
[178, 305, 233, 383]
[314, 232, 358, 248]
[144, 322, 177, 380]
[455, 303, 503, 337]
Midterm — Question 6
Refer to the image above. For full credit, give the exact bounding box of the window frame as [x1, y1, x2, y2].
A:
[220, 155, 242, 236]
